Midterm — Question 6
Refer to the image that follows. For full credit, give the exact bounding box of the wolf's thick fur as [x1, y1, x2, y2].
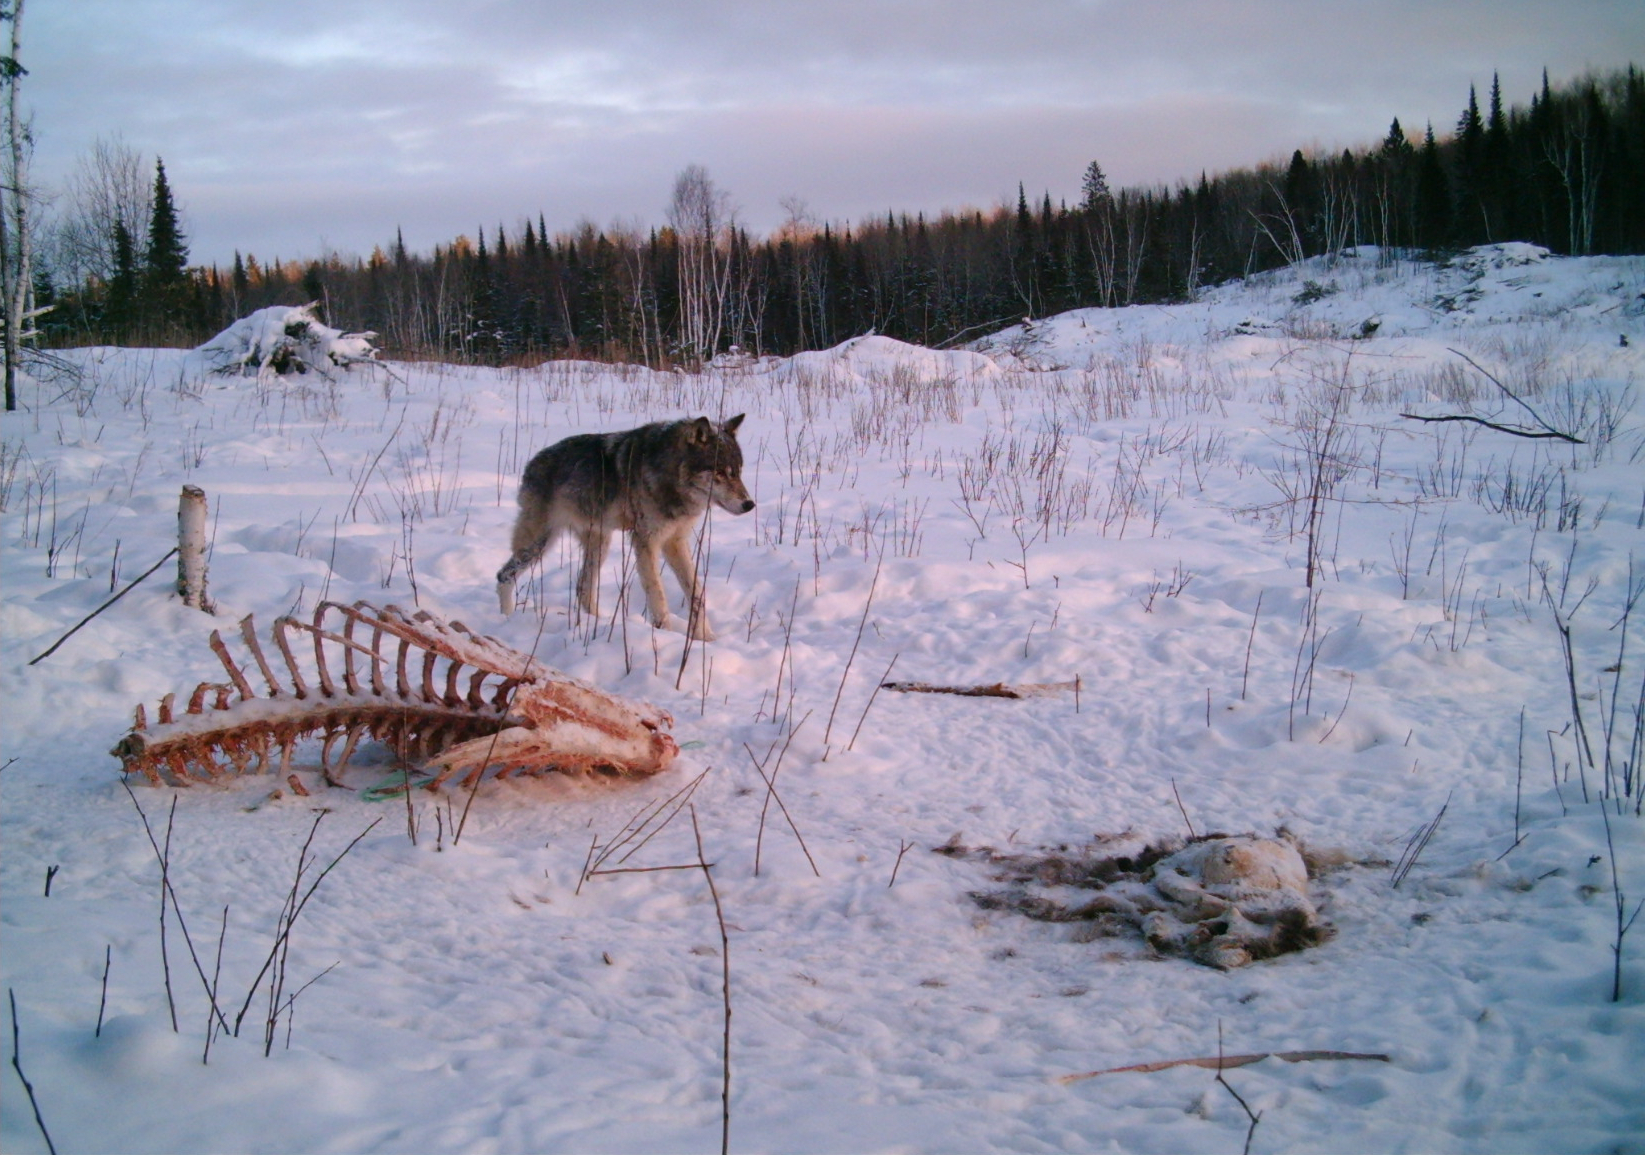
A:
[496, 415, 754, 640]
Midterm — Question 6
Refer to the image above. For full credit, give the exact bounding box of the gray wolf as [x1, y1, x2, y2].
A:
[496, 415, 755, 640]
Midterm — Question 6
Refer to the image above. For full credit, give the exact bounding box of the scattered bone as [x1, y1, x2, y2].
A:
[954, 832, 1335, 969]
[112, 601, 677, 789]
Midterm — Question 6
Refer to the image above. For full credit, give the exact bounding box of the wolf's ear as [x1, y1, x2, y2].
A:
[723, 413, 745, 435]
[690, 416, 713, 443]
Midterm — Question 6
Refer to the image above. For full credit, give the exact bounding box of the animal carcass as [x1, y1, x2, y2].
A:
[111, 601, 677, 789]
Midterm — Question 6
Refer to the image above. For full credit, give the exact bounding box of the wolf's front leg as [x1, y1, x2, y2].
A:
[662, 534, 715, 641]
[633, 536, 673, 631]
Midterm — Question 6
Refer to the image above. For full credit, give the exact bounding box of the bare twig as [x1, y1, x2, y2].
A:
[120, 783, 236, 1038]
[888, 839, 914, 888]
[9, 989, 58, 1155]
[846, 652, 899, 752]
[1170, 778, 1197, 840]
[1601, 803, 1644, 1003]
[690, 806, 732, 1155]
[1215, 1023, 1262, 1155]
[881, 679, 1079, 699]
[1318, 672, 1356, 744]
[751, 712, 811, 876]
[1058, 1048, 1391, 1083]
[824, 560, 881, 751]
[203, 905, 228, 1064]
[232, 814, 381, 1043]
[578, 769, 715, 893]
[28, 546, 178, 665]
[1431, 348, 1584, 443]
[1398, 411, 1583, 442]
[1241, 591, 1264, 701]
[156, 796, 178, 1030]
[744, 732, 820, 878]
[574, 833, 599, 897]
[95, 945, 111, 1038]
[400, 746, 418, 847]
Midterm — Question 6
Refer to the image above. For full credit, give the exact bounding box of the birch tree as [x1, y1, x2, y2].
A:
[1, 0, 36, 410]
[667, 164, 734, 366]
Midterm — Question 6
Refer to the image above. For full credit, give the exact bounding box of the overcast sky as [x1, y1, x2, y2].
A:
[24, 0, 1644, 269]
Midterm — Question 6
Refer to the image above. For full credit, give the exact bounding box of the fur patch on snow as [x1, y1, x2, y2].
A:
[943, 831, 1335, 969]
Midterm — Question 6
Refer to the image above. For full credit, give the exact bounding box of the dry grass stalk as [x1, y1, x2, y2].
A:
[1390, 791, 1451, 888]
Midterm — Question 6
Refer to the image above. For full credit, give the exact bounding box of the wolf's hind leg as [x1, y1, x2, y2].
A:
[575, 531, 610, 618]
[497, 494, 557, 614]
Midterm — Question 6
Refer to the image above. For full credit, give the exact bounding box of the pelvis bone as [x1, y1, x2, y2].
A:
[112, 601, 677, 789]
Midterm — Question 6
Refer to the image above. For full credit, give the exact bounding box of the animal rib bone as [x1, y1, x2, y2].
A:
[112, 601, 678, 789]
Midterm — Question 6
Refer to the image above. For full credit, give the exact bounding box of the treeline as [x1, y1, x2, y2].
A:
[43, 66, 1645, 364]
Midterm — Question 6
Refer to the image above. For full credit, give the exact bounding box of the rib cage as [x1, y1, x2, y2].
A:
[112, 601, 678, 789]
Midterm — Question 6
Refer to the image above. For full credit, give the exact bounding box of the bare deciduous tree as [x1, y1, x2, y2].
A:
[50, 134, 151, 288]
[778, 195, 827, 350]
[668, 164, 735, 367]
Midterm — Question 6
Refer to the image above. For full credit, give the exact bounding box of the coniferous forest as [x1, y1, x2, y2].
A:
[40, 66, 1645, 366]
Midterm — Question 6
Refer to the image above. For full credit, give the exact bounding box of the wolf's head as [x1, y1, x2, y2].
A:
[685, 414, 755, 515]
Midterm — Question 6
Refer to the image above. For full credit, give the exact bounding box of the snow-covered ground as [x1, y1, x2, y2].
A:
[3, 244, 1643, 1154]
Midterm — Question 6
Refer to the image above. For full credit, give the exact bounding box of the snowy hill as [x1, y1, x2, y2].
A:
[3, 246, 1642, 1154]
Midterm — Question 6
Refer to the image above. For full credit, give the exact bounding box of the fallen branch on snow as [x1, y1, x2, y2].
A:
[1058, 1048, 1391, 1084]
[882, 677, 1080, 700]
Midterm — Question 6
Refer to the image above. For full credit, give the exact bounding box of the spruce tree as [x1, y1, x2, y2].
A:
[1284, 149, 1319, 255]
[1453, 86, 1487, 243]
[301, 261, 324, 311]
[1381, 118, 1413, 161]
[1416, 123, 1453, 249]
[230, 250, 248, 309]
[1080, 160, 1112, 211]
[1483, 73, 1512, 240]
[105, 217, 138, 338]
[142, 158, 189, 331]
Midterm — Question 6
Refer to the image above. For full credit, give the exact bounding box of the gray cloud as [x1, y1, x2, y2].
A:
[26, 0, 1644, 267]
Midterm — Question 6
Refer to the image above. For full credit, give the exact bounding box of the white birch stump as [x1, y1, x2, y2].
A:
[177, 485, 211, 611]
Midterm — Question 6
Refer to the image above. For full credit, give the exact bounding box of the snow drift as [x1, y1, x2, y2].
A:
[188, 303, 379, 379]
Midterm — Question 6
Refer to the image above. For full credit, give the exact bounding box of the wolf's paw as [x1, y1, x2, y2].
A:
[497, 580, 516, 615]
[655, 612, 716, 642]
[688, 619, 718, 643]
